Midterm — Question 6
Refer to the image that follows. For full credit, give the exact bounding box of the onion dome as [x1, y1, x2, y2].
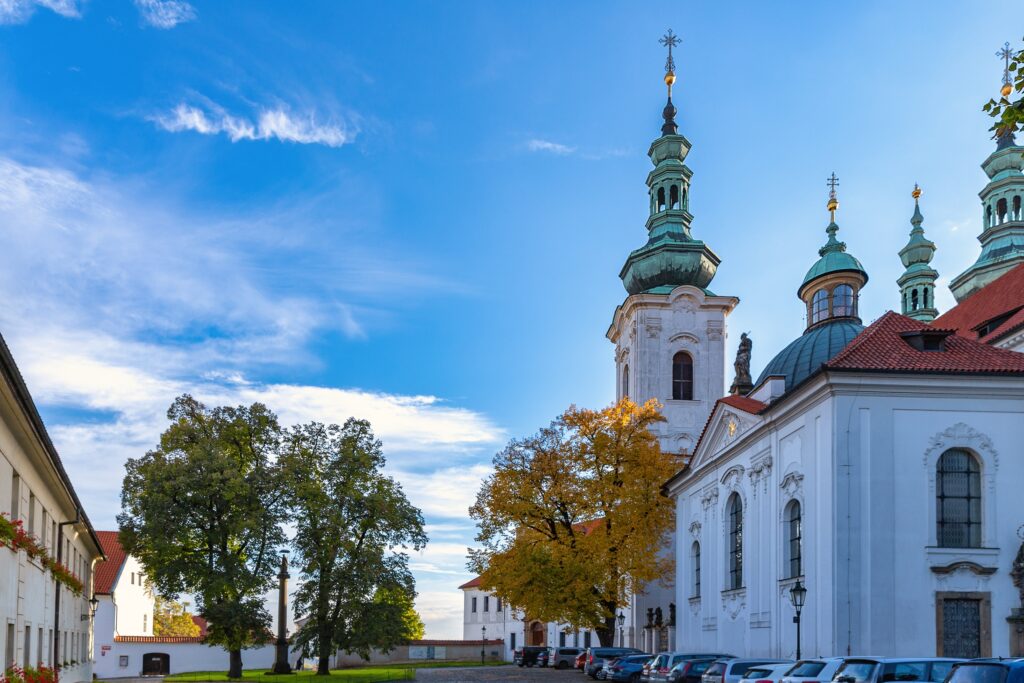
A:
[755, 319, 864, 389]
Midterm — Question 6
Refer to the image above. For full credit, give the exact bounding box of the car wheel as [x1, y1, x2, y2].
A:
[631, 675, 641, 683]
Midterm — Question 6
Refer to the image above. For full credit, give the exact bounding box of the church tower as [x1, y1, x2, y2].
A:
[950, 47, 1024, 301]
[606, 32, 738, 455]
[898, 185, 939, 322]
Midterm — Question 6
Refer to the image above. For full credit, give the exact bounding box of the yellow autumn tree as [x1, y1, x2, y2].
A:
[468, 398, 678, 646]
[153, 596, 201, 638]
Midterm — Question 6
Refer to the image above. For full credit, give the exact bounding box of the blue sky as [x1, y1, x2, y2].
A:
[0, 0, 1017, 638]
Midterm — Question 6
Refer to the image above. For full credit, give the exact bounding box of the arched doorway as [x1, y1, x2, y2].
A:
[142, 652, 170, 676]
[529, 621, 546, 646]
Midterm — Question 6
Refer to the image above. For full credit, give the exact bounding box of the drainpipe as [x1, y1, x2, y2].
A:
[54, 513, 80, 669]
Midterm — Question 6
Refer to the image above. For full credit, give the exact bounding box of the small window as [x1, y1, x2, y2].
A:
[691, 541, 701, 597]
[937, 449, 982, 548]
[559, 632, 566, 647]
[986, 205, 994, 227]
[998, 198, 1008, 223]
[672, 352, 693, 401]
[670, 185, 680, 210]
[143, 614, 148, 632]
[471, 597, 477, 613]
[483, 596, 489, 612]
[622, 364, 630, 399]
[28, 492, 36, 536]
[583, 632, 591, 649]
[811, 289, 829, 324]
[727, 493, 743, 590]
[832, 284, 855, 317]
[786, 500, 802, 578]
[10, 472, 20, 519]
[1014, 196, 1022, 221]
[510, 633, 516, 651]
[496, 598, 502, 612]
[657, 187, 666, 212]
[910, 289, 920, 311]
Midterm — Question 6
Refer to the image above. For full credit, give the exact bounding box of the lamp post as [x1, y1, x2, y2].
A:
[481, 626, 487, 665]
[617, 612, 625, 647]
[789, 581, 807, 660]
[270, 551, 293, 674]
[89, 596, 99, 619]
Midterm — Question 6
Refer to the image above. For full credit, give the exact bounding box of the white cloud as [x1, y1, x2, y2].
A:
[526, 138, 575, 155]
[0, 0, 79, 24]
[133, 0, 194, 28]
[155, 102, 355, 147]
[393, 465, 493, 520]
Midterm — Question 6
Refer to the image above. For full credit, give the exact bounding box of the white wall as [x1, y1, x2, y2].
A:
[94, 641, 281, 678]
[111, 555, 155, 636]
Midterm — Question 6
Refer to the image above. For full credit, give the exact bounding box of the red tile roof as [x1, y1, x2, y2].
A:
[458, 576, 482, 590]
[718, 394, 768, 414]
[411, 639, 503, 646]
[191, 615, 209, 637]
[826, 311, 1024, 373]
[114, 635, 204, 644]
[933, 262, 1024, 344]
[94, 530, 127, 595]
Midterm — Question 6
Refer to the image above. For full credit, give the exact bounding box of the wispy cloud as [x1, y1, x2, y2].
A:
[155, 102, 356, 147]
[526, 138, 576, 155]
[133, 0, 194, 28]
[0, 0, 79, 24]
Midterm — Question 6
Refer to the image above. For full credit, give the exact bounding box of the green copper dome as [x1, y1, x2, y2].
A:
[800, 221, 869, 291]
[755, 319, 864, 389]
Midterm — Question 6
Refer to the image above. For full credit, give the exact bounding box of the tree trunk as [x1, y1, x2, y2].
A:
[228, 649, 243, 679]
[317, 656, 330, 676]
[595, 611, 617, 649]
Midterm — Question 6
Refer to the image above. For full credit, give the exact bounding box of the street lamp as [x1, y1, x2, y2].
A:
[789, 581, 807, 660]
[89, 596, 99, 619]
[481, 626, 487, 665]
[617, 612, 625, 646]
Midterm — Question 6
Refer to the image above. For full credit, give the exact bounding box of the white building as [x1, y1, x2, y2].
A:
[0, 333, 105, 682]
[662, 120, 1024, 660]
[92, 530, 157, 677]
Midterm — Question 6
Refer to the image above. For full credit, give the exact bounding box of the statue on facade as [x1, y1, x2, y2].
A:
[646, 607, 654, 627]
[1012, 538, 1024, 608]
[654, 606, 663, 627]
[730, 333, 754, 395]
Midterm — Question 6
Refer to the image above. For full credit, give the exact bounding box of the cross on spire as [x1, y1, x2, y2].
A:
[826, 172, 840, 222]
[998, 41, 1014, 89]
[660, 29, 680, 75]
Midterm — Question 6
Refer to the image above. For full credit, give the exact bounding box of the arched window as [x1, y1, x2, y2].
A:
[911, 288, 920, 311]
[785, 500, 802, 579]
[727, 494, 743, 590]
[937, 449, 982, 548]
[691, 541, 701, 598]
[811, 289, 829, 324]
[998, 198, 1008, 224]
[657, 187, 666, 212]
[923, 287, 930, 309]
[672, 352, 693, 401]
[622, 365, 630, 399]
[987, 204, 994, 227]
[1014, 196, 1021, 221]
[832, 284, 855, 317]
[670, 185, 680, 210]
[681, 187, 688, 210]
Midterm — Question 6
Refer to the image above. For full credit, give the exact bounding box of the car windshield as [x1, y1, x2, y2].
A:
[734, 664, 776, 677]
[881, 663, 928, 682]
[745, 669, 775, 680]
[947, 665, 1008, 683]
[788, 663, 828, 678]
[836, 662, 880, 683]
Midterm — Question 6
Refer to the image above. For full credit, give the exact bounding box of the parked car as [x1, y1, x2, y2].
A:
[831, 658, 965, 683]
[669, 659, 720, 683]
[781, 658, 846, 683]
[650, 655, 737, 683]
[945, 659, 1024, 683]
[552, 647, 584, 669]
[576, 652, 588, 671]
[742, 664, 799, 683]
[703, 658, 794, 683]
[608, 655, 660, 682]
[537, 648, 551, 668]
[586, 648, 646, 679]
[514, 646, 549, 667]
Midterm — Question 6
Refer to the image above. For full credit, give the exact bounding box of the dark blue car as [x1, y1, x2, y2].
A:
[946, 660, 1024, 683]
[608, 655, 658, 682]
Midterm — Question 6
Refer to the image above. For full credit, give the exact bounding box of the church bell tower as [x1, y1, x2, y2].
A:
[606, 32, 739, 455]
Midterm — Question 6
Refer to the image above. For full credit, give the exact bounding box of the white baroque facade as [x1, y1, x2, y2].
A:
[0, 335, 104, 682]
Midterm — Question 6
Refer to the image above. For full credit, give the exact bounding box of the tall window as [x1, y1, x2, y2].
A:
[998, 198, 1008, 223]
[727, 494, 743, 590]
[670, 185, 680, 210]
[691, 541, 701, 598]
[811, 289, 829, 324]
[672, 352, 693, 401]
[496, 598, 502, 612]
[832, 284, 855, 317]
[657, 187, 666, 212]
[937, 449, 982, 548]
[622, 365, 630, 399]
[786, 500, 802, 578]
[483, 596, 489, 612]
[10, 472, 19, 519]
[471, 597, 477, 613]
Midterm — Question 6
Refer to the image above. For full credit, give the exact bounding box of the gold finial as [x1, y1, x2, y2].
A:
[999, 42, 1014, 97]
[660, 29, 681, 96]
[912, 183, 922, 202]
[827, 172, 840, 221]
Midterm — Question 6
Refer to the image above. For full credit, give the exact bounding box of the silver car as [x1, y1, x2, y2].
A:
[703, 659, 795, 683]
[831, 658, 964, 683]
[781, 658, 845, 683]
[742, 664, 799, 683]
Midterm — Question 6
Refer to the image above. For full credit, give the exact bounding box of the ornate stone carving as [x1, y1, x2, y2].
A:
[721, 589, 746, 620]
[645, 317, 663, 338]
[688, 520, 702, 538]
[700, 487, 719, 510]
[749, 455, 773, 483]
[669, 332, 700, 345]
[923, 422, 999, 471]
[780, 471, 804, 497]
[930, 561, 998, 576]
[720, 464, 745, 490]
[1012, 536, 1024, 609]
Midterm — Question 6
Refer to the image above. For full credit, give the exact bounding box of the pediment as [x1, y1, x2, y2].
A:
[690, 405, 762, 471]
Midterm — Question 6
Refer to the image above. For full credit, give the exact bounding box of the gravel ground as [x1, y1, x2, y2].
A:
[415, 665, 577, 682]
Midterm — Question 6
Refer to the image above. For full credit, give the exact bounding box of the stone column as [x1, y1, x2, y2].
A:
[271, 553, 292, 674]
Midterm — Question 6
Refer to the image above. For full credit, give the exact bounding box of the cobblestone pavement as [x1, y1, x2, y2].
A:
[415, 665, 576, 682]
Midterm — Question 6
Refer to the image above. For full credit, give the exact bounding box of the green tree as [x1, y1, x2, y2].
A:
[153, 596, 201, 637]
[281, 420, 427, 675]
[373, 586, 425, 641]
[985, 38, 1024, 137]
[119, 395, 286, 679]
[469, 398, 677, 647]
